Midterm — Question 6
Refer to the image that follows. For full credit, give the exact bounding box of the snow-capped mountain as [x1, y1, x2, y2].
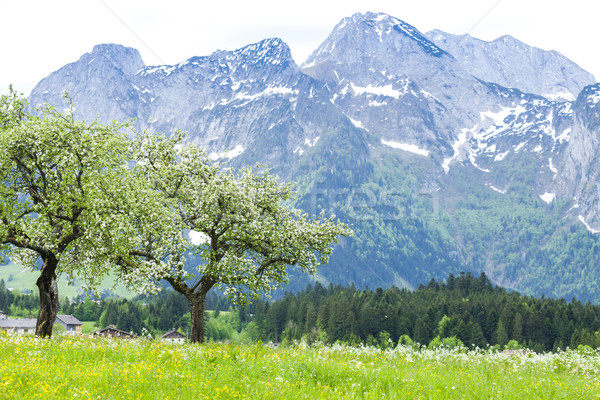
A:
[24, 12, 600, 301]
[300, 12, 570, 188]
[301, 12, 493, 159]
[30, 39, 364, 172]
[426, 30, 596, 101]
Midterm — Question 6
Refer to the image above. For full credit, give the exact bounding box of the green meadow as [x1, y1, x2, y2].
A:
[1, 334, 599, 399]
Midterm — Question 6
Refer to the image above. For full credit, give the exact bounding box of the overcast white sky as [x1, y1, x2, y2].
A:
[1, 0, 598, 95]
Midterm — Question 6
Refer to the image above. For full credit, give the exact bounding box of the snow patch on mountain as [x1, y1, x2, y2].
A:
[368, 100, 388, 107]
[468, 152, 490, 173]
[420, 89, 440, 102]
[514, 142, 527, 152]
[494, 151, 509, 162]
[544, 91, 576, 102]
[555, 127, 571, 143]
[381, 139, 430, 156]
[349, 117, 367, 130]
[486, 183, 506, 194]
[294, 137, 321, 156]
[350, 82, 405, 99]
[540, 192, 556, 204]
[579, 215, 600, 234]
[443, 130, 468, 173]
[142, 65, 177, 76]
[587, 91, 600, 105]
[209, 145, 245, 161]
[548, 158, 558, 177]
[306, 137, 320, 147]
[233, 86, 297, 102]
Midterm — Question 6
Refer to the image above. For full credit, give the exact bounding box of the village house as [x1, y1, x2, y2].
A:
[0, 318, 36, 335]
[162, 329, 186, 344]
[54, 315, 83, 334]
[0, 314, 82, 335]
[92, 325, 136, 339]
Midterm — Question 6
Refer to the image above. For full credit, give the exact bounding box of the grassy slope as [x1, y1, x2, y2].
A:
[0, 336, 598, 399]
[0, 262, 134, 299]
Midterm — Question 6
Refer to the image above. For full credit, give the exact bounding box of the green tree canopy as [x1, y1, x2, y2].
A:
[0, 89, 136, 336]
[121, 132, 352, 342]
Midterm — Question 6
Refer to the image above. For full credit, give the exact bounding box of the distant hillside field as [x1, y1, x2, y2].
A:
[0, 262, 134, 299]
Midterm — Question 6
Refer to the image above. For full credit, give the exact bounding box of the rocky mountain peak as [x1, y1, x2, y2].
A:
[426, 30, 596, 101]
[134, 38, 295, 81]
[303, 12, 447, 71]
[576, 83, 600, 120]
[87, 43, 145, 76]
[229, 37, 292, 65]
[557, 83, 600, 230]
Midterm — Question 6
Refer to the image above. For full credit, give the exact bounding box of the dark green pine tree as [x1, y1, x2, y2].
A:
[413, 318, 431, 345]
[484, 308, 498, 342]
[467, 321, 487, 349]
[117, 303, 141, 334]
[99, 301, 119, 328]
[495, 319, 509, 347]
[304, 302, 317, 333]
[329, 296, 356, 342]
[0, 279, 14, 312]
[452, 318, 470, 344]
[512, 312, 524, 344]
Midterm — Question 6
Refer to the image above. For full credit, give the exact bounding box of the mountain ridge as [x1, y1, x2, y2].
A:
[425, 29, 596, 101]
[22, 12, 600, 302]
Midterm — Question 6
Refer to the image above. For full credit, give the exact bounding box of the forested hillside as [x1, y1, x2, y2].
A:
[3, 273, 600, 352]
[253, 272, 600, 352]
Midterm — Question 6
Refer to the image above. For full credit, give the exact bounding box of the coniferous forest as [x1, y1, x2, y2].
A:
[252, 272, 600, 352]
[3, 272, 600, 352]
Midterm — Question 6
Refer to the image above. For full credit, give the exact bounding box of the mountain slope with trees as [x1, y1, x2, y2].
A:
[18, 11, 600, 302]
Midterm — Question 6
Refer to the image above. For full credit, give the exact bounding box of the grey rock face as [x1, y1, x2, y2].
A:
[301, 12, 495, 158]
[29, 44, 146, 125]
[558, 84, 600, 227]
[300, 11, 571, 183]
[29, 39, 364, 175]
[426, 30, 596, 101]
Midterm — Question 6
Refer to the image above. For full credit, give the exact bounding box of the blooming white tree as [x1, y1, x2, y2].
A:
[0, 88, 350, 341]
[124, 132, 351, 343]
[0, 89, 138, 337]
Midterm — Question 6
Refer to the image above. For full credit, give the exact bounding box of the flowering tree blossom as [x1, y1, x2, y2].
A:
[0, 89, 134, 337]
[124, 132, 351, 343]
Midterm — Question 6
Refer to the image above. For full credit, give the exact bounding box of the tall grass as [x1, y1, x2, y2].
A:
[0, 333, 599, 399]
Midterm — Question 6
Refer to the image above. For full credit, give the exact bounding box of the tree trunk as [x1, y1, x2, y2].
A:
[165, 276, 214, 344]
[189, 294, 206, 343]
[35, 255, 59, 338]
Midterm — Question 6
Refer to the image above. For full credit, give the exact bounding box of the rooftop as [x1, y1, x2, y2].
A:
[162, 329, 186, 339]
[55, 315, 82, 325]
[0, 319, 37, 329]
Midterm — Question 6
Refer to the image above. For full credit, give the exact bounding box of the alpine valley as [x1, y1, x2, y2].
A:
[25, 12, 600, 301]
